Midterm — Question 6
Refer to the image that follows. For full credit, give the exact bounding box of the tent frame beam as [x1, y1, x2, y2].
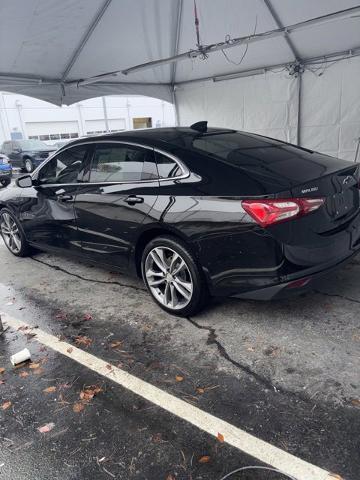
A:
[61, 0, 112, 82]
[121, 5, 360, 76]
[174, 45, 360, 86]
[262, 0, 301, 61]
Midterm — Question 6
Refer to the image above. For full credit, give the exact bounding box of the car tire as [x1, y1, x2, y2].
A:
[0, 209, 31, 257]
[24, 158, 34, 173]
[0, 178, 10, 188]
[141, 235, 209, 317]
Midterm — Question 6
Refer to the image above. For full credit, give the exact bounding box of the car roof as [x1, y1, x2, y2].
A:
[66, 127, 237, 150]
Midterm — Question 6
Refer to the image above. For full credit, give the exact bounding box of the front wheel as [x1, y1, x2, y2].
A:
[141, 236, 208, 316]
[24, 158, 34, 173]
[0, 209, 30, 257]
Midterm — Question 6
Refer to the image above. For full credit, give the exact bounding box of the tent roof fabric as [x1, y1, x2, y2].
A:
[0, 0, 359, 105]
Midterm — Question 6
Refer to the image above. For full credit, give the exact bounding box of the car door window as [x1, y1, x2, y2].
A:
[38, 145, 88, 184]
[155, 152, 182, 178]
[89, 144, 152, 183]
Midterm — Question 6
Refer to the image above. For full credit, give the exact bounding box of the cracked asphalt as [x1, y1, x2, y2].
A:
[0, 237, 360, 479]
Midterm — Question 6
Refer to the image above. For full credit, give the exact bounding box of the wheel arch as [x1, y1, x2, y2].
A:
[133, 225, 198, 278]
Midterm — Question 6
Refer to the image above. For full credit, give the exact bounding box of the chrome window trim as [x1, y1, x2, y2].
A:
[32, 139, 190, 187]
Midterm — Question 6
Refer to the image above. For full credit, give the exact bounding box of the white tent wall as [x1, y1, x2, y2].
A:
[175, 56, 360, 162]
[300, 57, 360, 161]
[176, 71, 299, 144]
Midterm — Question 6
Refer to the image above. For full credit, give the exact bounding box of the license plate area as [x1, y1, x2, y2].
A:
[331, 190, 355, 219]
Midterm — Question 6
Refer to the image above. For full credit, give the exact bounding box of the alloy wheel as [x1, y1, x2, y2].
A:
[0, 212, 22, 254]
[144, 246, 193, 310]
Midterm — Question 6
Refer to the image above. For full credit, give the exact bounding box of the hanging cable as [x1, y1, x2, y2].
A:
[221, 16, 258, 66]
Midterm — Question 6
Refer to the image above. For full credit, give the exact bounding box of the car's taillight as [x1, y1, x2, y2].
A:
[242, 197, 325, 227]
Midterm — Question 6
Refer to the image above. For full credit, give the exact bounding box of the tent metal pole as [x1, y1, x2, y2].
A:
[175, 45, 360, 86]
[171, 0, 183, 86]
[297, 74, 302, 146]
[263, 0, 300, 61]
[102, 97, 110, 132]
[121, 5, 360, 76]
[172, 87, 180, 127]
[61, 0, 112, 82]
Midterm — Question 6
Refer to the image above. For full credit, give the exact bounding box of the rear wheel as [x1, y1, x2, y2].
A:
[0, 178, 10, 188]
[0, 209, 30, 257]
[24, 158, 34, 173]
[141, 236, 208, 316]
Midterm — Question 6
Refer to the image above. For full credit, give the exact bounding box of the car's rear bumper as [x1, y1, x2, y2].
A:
[230, 247, 360, 300]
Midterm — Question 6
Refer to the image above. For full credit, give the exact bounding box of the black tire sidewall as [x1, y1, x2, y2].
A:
[0, 208, 29, 257]
[141, 235, 207, 316]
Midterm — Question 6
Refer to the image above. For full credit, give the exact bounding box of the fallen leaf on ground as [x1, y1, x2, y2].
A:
[29, 363, 40, 369]
[83, 313, 92, 321]
[175, 375, 184, 382]
[33, 368, 44, 375]
[66, 347, 73, 354]
[247, 346, 255, 352]
[110, 340, 123, 349]
[264, 345, 281, 357]
[0, 368, 5, 374]
[19, 371, 29, 378]
[1, 401, 12, 410]
[79, 385, 103, 401]
[43, 386, 56, 394]
[196, 387, 205, 394]
[73, 402, 85, 413]
[350, 398, 360, 407]
[0, 380, 5, 385]
[217, 432, 225, 443]
[106, 364, 113, 371]
[166, 475, 175, 480]
[328, 474, 344, 480]
[198, 455, 211, 464]
[152, 433, 163, 443]
[38, 422, 55, 433]
[74, 336, 93, 348]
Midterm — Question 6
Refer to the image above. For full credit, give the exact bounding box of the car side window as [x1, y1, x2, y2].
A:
[39, 146, 88, 184]
[155, 152, 182, 178]
[89, 144, 152, 183]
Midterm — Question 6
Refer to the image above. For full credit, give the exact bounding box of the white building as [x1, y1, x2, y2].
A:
[0, 93, 176, 145]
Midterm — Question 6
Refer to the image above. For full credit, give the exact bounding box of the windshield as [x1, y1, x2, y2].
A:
[18, 140, 52, 150]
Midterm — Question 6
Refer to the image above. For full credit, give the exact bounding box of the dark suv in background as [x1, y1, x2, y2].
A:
[0, 139, 56, 173]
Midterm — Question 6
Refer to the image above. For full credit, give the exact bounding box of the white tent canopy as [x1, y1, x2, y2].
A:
[1, 0, 360, 158]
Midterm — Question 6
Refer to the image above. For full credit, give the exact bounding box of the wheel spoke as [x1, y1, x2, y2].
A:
[1, 224, 10, 235]
[171, 259, 186, 276]
[149, 277, 166, 287]
[173, 279, 192, 301]
[169, 284, 177, 308]
[173, 276, 192, 293]
[164, 282, 171, 306]
[169, 252, 180, 272]
[150, 249, 167, 273]
[3, 213, 11, 229]
[146, 269, 164, 278]
[12, 234, 21, 251]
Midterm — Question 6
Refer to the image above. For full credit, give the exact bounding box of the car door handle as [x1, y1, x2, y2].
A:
[124, 195, 144, 205]
[57, 194, 73, 202]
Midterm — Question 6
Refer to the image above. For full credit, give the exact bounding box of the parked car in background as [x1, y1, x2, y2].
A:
[0, 139, 56, 173]
[0, 153, 12, 187]
[0, 125, 360, 316]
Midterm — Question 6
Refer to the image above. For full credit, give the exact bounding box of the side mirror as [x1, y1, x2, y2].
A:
[16, 175, 33, 188]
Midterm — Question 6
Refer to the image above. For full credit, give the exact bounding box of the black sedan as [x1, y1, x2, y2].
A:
[0, 123, 359, 316]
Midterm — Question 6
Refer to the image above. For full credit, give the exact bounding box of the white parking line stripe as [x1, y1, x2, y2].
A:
[3, 313, 339, 480]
